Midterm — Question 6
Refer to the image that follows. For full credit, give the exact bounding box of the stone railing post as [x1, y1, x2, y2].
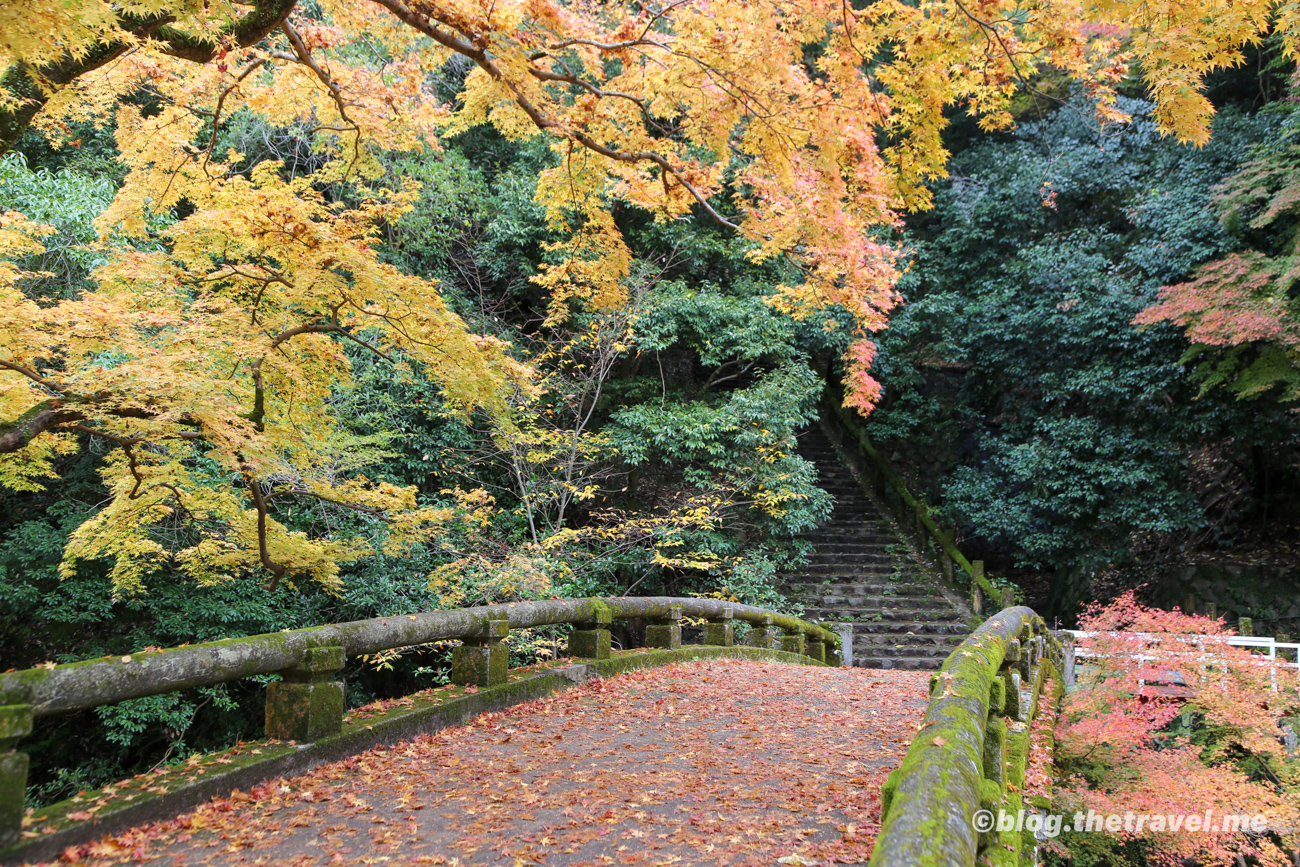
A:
[939, 529, 956, 584]
[780, 629, 806, 657]
[645, 606, 682, 649]
[1001, 639, 1023, 720]
[1239, 617, 1253, 637]
[971, 560, 986, 615]
[703, 608, 734, 647]
[833, 623, 852, 667]
[0, 704, 33, 848]
[266, 646, 345, 742]
[805, 635, 826, 664]
[568, 605, 612, 659]
[452, 614, 510, 686]
[747, 614, 776, 649]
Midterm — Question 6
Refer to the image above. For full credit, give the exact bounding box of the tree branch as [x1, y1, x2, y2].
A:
[241, 468, 288, 592]
[0, 400, 83, 453]
[246, 321, 341, 429]
[366, 0, 743, 231]
[0, 0, 299, 153]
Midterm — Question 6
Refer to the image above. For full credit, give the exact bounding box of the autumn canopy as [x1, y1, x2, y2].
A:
[1, 0, 1297, 592]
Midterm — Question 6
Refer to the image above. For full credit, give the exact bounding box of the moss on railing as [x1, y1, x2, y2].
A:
[869, 606, 1064, 867]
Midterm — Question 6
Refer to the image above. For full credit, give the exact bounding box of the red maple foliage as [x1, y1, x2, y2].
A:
[1052, 593, 1300, 866]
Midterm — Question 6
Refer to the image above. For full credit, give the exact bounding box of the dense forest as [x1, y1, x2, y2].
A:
[2, 0, 1299, 817]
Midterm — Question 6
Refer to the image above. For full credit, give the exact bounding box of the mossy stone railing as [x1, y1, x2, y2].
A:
[816, 366, 1002, 611]
[0, 596, 837, 850]
[869, 606, 1064, 867]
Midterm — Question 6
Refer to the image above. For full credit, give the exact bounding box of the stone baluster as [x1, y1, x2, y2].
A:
[266, 646, 346, 742]
[703, 608, 734, 647]
[939, 529, 956, 584]
[568, 606, 612, 660]
[645, 606, 682, 650]
[780, 629, 806, 657]
[452, 614, 510, 686]
[0, 703, 33, 848]
[747, 614, 776, 649]
[805, 635, 827, 664]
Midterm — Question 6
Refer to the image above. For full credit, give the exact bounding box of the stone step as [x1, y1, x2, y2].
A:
[785, 562, 902, 571]
[796, 565, 899, 576]
[852, 632, 966, 646]
[799, 567, 902, 578]
[854, 657, 946, 671]
[786, 562, 902, 572]
[803, 608, 966, 623]
[807, 595, 957, 610]
[852, 620, 972, 635]
[783, 582, 939, 595]
[800, 546, 895, 556]
[854, 644, 957, 659]
[791, 425, 969, 670]
[784, 573, 908, 585]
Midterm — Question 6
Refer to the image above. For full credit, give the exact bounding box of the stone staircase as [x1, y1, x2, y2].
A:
[782, 427, 973, 670]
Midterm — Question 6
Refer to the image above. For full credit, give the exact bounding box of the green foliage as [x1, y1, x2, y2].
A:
[0, 152, 116, 298]
[869, 99, 1298, 611]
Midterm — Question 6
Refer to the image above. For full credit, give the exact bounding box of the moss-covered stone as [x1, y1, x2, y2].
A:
[880, 768, 901, 821]
[1004, 721, 1029, 793]
[780, 631, 806, 656]
[265, 680, 345, 742]
[0, 706, 31, 752]
[1002, 638, 1021, 667]
[868, 607, 1046, 867]
[988, 788, 1023, 867]
[978, 776, 1002, 851]
[645, 623, 682, 649]
[568, 628, 611, 659]
[747, 615, 776, 649]
[451, 643, 508, 686]
[983, 716, 1007, 790]
[265, 644, 346, 742]
[0, 751, 28, 849]
[1, 597, 836, 721]
[704, 609, 735, 647]
[645, 606, 683, 649]
[290, 646, 346, 676]
[987, 677, 1005, 716]
[1004, 671, 1022, 721]
[452, 616, 509, 687]
[805, 638, 826, 664]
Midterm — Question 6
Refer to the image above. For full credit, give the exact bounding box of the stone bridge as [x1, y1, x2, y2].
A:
[0, 595, 1061, 867]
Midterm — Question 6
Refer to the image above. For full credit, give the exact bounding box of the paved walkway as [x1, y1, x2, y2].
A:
[46, 659, 928, 867]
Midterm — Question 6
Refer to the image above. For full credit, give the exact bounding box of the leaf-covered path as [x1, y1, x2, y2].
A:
[43, 660, 928, 867]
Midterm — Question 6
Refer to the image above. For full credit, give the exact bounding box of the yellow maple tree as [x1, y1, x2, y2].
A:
[1, 0, 1296, 591]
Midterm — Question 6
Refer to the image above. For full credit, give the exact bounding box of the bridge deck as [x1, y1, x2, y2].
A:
[37, 659, 927, 867]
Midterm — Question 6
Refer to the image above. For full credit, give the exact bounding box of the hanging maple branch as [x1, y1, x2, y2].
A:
[0, 0, 300, 153]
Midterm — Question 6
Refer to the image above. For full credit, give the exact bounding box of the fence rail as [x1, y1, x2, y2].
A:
[0, 596, 838, 851]
[1063, 629, 1300, 696]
